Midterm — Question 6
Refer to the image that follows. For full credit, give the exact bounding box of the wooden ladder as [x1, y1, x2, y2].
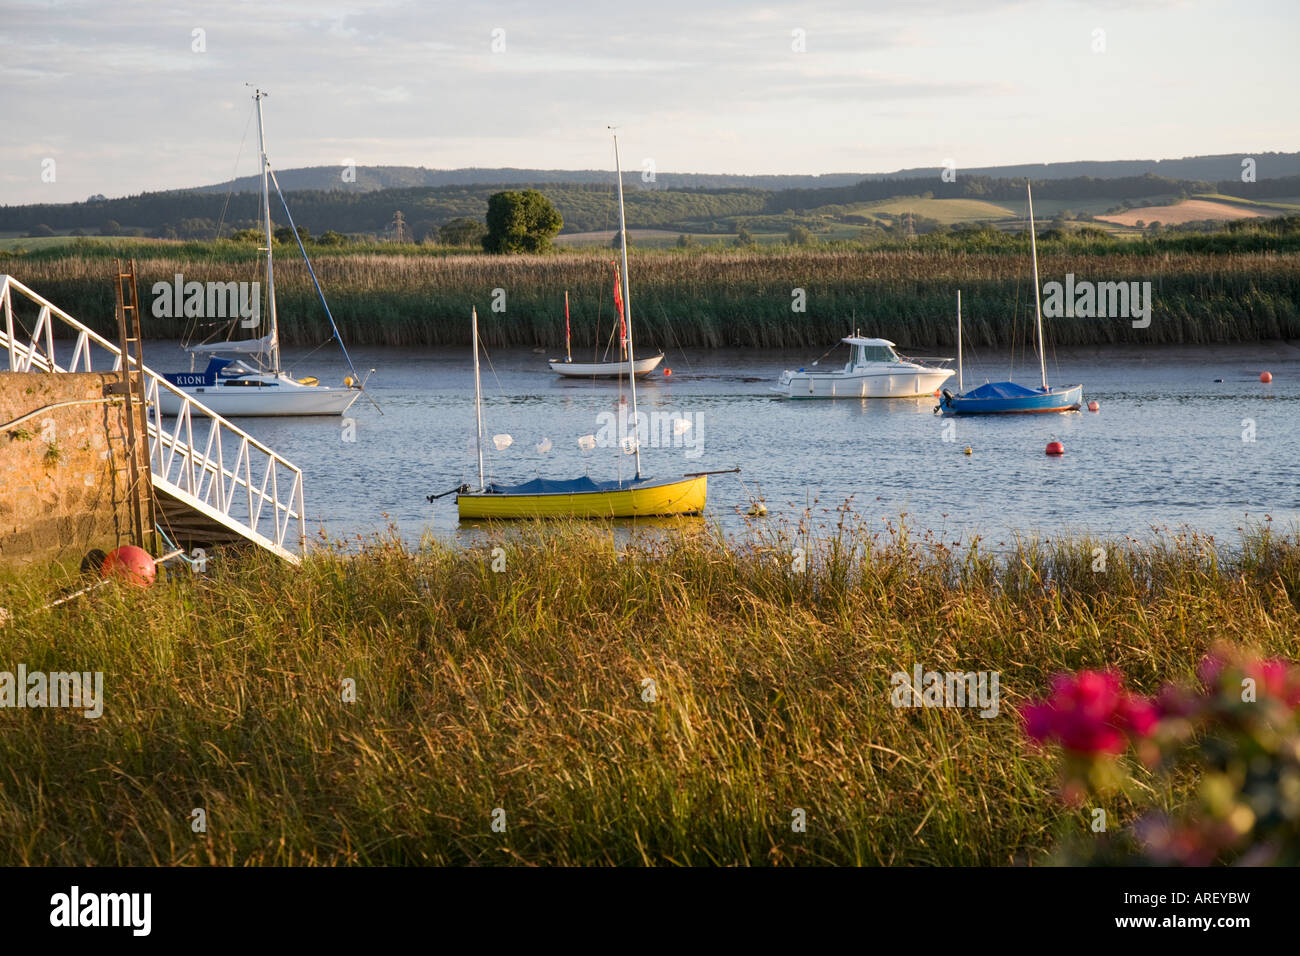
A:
[112, 258, 157, 553]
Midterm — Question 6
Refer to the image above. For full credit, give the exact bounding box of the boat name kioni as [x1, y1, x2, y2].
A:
[1041, 273, 1152, 328]
[0, 666, 103, 718]
[151, 274, 260, 327]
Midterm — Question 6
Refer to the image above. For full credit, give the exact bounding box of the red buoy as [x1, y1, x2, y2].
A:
[100, 545, 156, 588]
[663, 368, 672, 377]
[1045, 441, 1065, 456]
[1260, 371, 1273, 383]
[1087, 400, 1100, 412]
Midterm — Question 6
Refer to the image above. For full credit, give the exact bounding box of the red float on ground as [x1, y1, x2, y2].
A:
[100, 545, 156, 588]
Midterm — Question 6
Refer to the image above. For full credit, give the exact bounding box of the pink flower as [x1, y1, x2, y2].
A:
[1154, 682, 1198, 719]
[1254, 659, 1300, 707]
[1198, 648, 1300, 708]
[1197, 653, 1226, 690]
[1021, 669, 1157, 755]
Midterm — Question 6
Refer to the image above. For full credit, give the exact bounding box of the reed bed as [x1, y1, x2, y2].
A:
[1, 519, 1297, 866]
[6, 242, 1299, 350]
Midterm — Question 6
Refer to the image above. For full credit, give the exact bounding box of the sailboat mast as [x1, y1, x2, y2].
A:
[956, 289, 963, 394]
[253, 88, 280, 374]
[564, 290, 571, 363]
[1027, 182, 1046, 390]
[612, 130, 642, 479]
[472, 306, 486, 491]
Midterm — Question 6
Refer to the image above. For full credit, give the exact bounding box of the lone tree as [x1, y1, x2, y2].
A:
[439, 217, 488, 247]
[483, 189, 563, 253]
[274, 225, 309, 244]
[787, 224, 814, 246]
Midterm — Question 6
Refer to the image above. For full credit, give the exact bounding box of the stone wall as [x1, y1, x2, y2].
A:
[0, 372, 148, 566]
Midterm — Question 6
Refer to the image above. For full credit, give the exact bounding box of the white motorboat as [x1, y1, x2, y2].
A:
[775, 336, 954, 399]
[159, 87, 366, 417]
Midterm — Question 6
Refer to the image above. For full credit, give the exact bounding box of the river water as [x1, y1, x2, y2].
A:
[150, 340, 1300, 549]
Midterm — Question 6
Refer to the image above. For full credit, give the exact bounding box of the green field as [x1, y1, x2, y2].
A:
[1192, 193, 1300, 214]
[0, 234, 157, 252]
[848, 197, 1019, 224]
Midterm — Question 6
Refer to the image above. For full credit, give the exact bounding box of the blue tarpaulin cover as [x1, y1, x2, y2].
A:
[961, 381, 1042, 399]
[484, 475, 653, 495]
[164, 357, 235, 388]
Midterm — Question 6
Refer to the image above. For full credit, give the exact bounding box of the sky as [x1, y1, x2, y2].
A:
[2, 0, 1297, 204]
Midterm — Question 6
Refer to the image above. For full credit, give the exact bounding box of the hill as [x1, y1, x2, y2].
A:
[186, 152, 1300, 196]
[184, 166, 869, 195]
[4, 167, 1299, 247]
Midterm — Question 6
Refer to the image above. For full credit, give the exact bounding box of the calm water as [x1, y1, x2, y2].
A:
[151, 340, 1300, 548]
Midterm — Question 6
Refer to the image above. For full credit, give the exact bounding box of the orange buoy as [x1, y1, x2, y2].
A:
[100, 545, 156, 588]
[1045, 441, 1065, 456]
[933, 389, 941, 397]
[1260, 371, 1273, 383]
[663, 368, 672, 377]
[1087, 400, 1099, 412]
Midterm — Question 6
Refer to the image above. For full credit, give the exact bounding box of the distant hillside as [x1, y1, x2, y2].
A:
[186, 167, 869, 195]
[868, 151, 1300, 183]
[4, 167, 1298, 245]
[187, 152, 1300, 196]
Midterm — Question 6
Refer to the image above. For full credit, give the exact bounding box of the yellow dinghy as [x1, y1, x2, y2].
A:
[457, 473, 706, 520]
[439, 132, 734, 524]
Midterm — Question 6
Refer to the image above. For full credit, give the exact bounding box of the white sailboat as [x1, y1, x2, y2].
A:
[548, 234, 663, 379]
[157, 88, 365, 417]
[550, 354, 664, 379]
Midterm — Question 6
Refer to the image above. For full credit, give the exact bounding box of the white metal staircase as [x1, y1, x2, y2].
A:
[1, 274, 306, 563]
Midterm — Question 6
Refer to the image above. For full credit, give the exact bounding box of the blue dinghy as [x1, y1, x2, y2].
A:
[937, 184, 1083, 417]
[939, 380, 1082, 414]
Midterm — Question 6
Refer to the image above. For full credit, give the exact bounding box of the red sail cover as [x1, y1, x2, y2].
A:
[612, 261, 626, 346]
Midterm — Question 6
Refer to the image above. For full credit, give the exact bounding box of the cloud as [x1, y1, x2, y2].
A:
[0, 0, 1294, 202]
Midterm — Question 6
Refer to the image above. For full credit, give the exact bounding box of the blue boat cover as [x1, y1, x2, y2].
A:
[484, 475, 653, 495]
[961, 381, 1043, 399]
[163, 356, 235, 388]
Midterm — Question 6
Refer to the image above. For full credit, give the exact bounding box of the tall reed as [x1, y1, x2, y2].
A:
[5, 241, 1298, 349]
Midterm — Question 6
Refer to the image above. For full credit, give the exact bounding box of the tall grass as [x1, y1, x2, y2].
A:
[4, 240, 1299, 350]
[1, 520, 1297, 865]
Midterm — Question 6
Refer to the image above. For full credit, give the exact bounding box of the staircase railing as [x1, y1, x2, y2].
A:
[0, 274, 306, 561]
